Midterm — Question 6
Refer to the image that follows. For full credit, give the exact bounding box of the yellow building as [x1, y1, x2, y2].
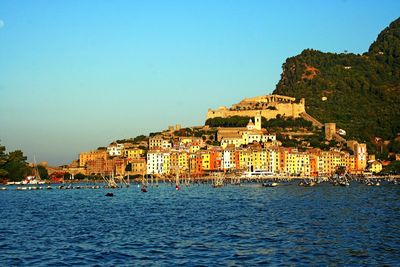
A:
[251, 149, 268, 171]
[178, 151, 189, 173]
[189, 144, 200, 153]
[310, 150, 355, 176]
[341, 152, 355, 173]
[124, 148, 145, 159]
[280, 149, 310, 176]
[368, 161, 382, 174]
[318, 151, 333, 176]
[200, 151, 211, 171]
[162, 152, 171, 175]
[238, 148, 252, 171]
[127, 158, 146, 176]
[220, 135, 243, 149]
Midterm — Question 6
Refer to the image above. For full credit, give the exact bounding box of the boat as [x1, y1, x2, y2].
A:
[22, 157, 45, 185]
[339, 181, 350, 186]
[16, 187, 28, 190]
[212, 182, 223, 188]
[22, 175, 45, 185]
[242, 170, 275, 179]
[299, 180, 317, 187]
[262, 182, 279, 187]
[212, 173, 225, 188]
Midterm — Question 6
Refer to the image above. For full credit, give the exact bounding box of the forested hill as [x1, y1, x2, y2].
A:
[273, 17, 400, 144]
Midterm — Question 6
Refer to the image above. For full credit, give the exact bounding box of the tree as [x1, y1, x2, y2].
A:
[0, 143, 8, 178]
[74, 173, 86, 180]
[4, 150, 30, 182]
[383, 161, 400, 174]
[37, 165, 49, 180]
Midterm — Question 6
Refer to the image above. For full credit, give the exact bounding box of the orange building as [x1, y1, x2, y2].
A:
[309, 154, 318, 177]
[79, 149, 108, 167]
[87, 157, 126, 176]
[209, 148, 223, 171]
[189, 153, 203, 177]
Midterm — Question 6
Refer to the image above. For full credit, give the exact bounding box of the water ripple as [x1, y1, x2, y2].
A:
[0, 183, 399, 266]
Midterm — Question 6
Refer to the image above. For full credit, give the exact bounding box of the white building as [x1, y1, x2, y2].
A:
[267, 149, 279, 174]
[223, 150, 235, 170]
[221, 135, 243, 149]
[107, 143, 124, 156]
[146, 150, 164, 174]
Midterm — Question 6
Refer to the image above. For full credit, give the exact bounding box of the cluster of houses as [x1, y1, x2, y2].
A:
[76, 115, 382, 178]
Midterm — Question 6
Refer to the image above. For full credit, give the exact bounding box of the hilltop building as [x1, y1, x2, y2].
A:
[206, 94, 305, 120]
[107, 143, 124, 157]
[149, 136, 172, 149]
[218, 113, 277, 148]
[325, 123, 336, 141]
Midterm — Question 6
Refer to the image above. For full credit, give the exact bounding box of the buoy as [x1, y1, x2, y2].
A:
[141, 187, 147, 193]
[176, 185, 180, 191]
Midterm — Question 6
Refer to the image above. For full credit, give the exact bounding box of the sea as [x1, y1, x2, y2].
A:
[0, 182, 399, 266]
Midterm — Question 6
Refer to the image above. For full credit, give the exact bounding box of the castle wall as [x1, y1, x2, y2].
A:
[206, 102, 305, 120]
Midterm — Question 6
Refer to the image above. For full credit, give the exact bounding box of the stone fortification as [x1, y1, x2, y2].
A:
[206, 94, 305, 120]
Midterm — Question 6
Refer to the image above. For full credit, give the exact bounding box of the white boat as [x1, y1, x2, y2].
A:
[22, 157, 45, 185]
[22, 175, 45, 185]
[242, 170, 275, 178]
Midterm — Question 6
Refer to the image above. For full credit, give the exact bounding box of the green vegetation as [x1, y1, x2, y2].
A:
[383, 161, 400, 174]
[116, 135, 149, 144]
[74, 173, 86, 180]
[0, 143, 31, 182]
[274, 18, 400, 153]
[263, 116, 312, 129]
[206, 116, 313, 130]
[174, 128, 194, 136]
[149, 132, 161, 137]
[0, 144, 8, 179]
[37, 165, 49, 180]
[206, 116, 250, 127]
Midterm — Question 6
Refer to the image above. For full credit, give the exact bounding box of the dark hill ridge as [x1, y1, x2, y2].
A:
[274, 17, 400, 145]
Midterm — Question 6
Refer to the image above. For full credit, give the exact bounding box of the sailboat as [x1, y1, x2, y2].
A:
[212, 173, 224, 188]
[22, 156, 45, 185]
[175, 172, 181, 191]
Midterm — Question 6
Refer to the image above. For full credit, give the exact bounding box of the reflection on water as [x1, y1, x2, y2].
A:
[0, 183, 399, 266]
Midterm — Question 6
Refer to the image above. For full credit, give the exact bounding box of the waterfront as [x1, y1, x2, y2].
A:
[0, 183, 399, 266]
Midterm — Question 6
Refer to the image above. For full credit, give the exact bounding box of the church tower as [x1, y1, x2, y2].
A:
[255, 112, 262, 130]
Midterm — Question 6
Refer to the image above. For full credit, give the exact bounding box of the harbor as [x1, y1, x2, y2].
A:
[0, 180, 399, 266]
[2, 174, 399, 191]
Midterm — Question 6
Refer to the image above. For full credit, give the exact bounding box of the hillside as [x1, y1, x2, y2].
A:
[273, 17, 400, 150]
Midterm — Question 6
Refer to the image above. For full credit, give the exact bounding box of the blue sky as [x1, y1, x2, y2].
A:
[0, 0, 399, 165]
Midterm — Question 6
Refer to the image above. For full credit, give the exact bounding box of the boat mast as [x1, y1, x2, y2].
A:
[34, 155, 41, 181]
